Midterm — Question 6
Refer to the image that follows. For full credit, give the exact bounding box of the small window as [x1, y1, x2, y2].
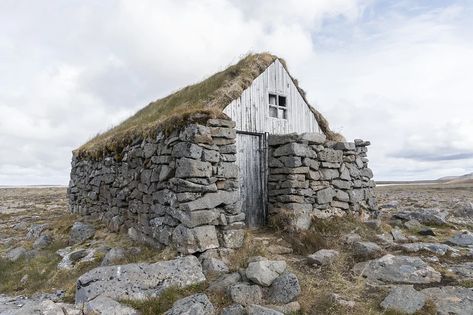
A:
[269, 106, 278, 118]
[278, 95, 286, 107]
[268, 93, 287, 119]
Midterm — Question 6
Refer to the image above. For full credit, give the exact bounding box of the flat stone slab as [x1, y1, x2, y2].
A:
[353, 254, 441, 284]
[400, 242, 455, 256]
[164, 293, 214, 315]
[449, 262, 473, 280]
[447, 231, 473, 247]
[380, 285, 426, 314]
[421, 286, 473, 315]
[86, 295, 138, 315]
[75, 256, 205, 303]
[392, 209, 449, 225]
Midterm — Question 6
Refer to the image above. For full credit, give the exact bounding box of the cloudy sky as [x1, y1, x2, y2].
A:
[1, 0, 473, 185]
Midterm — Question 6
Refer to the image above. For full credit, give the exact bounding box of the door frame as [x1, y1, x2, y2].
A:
[236, 130, 268, 226]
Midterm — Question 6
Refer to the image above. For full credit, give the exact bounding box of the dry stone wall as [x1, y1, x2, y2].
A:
[268, 133, 377, 230]
[68, 119, 245, 254]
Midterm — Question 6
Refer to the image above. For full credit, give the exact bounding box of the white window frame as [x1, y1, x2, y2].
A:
[268, 93, 287, 120]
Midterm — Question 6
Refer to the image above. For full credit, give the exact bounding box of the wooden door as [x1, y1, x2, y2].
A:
[236, 132, 267, 228]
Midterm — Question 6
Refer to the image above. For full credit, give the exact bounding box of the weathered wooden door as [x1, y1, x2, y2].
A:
[236, 132, 267, 228]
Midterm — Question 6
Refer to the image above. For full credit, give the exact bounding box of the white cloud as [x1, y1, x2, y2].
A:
[0, 0, 472, 184]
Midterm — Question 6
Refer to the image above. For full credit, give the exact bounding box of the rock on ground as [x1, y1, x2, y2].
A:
[352, 241, 383, 259]
[380, 285, 426, 314]
[57, 247, 96, 270]
[221, 304, 246, 315]
[392, 209, 449, 225]
[391, 227, 408, 242]
[353, 254, 441, 284]
[247, 304, 284, 315]
[86, 295, 139, 315]
[32, 234, 53, 250]
[245, 260, 286, 286]
[75, 255, 205, 303]
[201, 257, 229, 275]
[307, 249, 339, 266]
[164, 294, 214, 315]
[447, 231, 473, 247]
[400, 243, 455, 256]
[264, 302, 301, 314]
[4, 247, 26, 262]
[26, 224, 49, 240]
[421, 286, 473, 315]
[101, 247, 126, 266]
[449, 262, 473, 280]
[0, 295, 81, 315]
[267, 272, 301, 304]
[69, 221, 95, 244]
[230, 283, 263, 306]
[207, 273, 241, 293]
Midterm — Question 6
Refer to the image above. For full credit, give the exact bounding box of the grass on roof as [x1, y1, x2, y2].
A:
[76, 53, 278, 159]
[76, 52, 344, 159]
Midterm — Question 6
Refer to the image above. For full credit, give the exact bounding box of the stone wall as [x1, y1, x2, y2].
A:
[68, 119, 245, 254]
[267, 133, 377, 230]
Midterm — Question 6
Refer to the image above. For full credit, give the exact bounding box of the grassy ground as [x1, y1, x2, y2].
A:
[0, 187, 180, 303]
[3, 184, 471, 314]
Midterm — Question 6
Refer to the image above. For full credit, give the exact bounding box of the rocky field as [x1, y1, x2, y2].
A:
[1, 184, 473, 314]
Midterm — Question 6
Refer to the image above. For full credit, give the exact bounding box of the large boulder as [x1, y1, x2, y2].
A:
[75, 256, 206, 303]
[69, 222, 95, 245]
[164, 294, 214, 315]
[246, 260, 287, 286]
[380, 285, 426, 314]
[353, 254, 441, 284]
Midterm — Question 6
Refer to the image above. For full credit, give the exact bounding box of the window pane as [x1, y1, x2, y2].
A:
[278, 95, 286, 107]
[269, 106, 278, 118]
[278, 108, 286, 119]
[269, 94, 277, 105]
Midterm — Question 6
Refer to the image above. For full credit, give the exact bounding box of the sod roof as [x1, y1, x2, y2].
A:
[77, 53, 343, 158]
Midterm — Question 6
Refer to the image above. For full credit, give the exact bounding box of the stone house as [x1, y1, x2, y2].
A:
[68, 53, 376, 254]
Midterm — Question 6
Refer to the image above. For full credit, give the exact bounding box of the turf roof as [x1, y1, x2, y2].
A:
[76, 52, 343, 158]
